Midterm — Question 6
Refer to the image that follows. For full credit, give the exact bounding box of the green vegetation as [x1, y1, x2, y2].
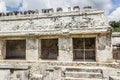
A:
[112, 27, 120, 32]
[109, 21, 120, 32]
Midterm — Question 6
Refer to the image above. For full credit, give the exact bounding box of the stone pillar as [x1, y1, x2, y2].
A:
[26, 38, 39, 60]
[96, 34, 113, 62]
[0, 40, 6, 60]
[58, 37, 73, 61]
[38, 39, 41, 60]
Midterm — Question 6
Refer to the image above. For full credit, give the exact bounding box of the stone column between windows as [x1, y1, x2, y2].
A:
[26, 38, 39, 60]
[38, 39, 41, 60]
[0, 40, 6, 60]
[96, 34, 113, 62]
[58, 37, 73, 61]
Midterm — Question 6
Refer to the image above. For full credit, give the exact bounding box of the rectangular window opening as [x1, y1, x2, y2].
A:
[73, 38, 96, 61]
[6, 40, 26, 60]
[113, 45, 120, 60]
[41, 39, 58, 60]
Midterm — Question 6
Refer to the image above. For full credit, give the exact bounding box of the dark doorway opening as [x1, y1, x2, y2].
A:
[41, 39, 58, 60]
[6, 40, 26, 59]
[73, 38, 96, 61]
[113, 44, 120, 60]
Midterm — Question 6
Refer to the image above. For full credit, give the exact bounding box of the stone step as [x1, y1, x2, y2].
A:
[117, 71, 120, 76]
[65, 77, 103, 80]
[65, 72, 102, 78]
[65, 67, 102, 73]
[110, 76, 120, 80]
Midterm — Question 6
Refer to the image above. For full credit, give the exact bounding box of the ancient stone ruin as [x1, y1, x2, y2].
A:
[0, 6, 119, 80]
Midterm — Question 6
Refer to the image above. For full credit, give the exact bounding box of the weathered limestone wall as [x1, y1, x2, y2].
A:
[0, 6, 117, 80]
[58, 37, 73, 61]
[26, 38, 39, 60]
[112, 32, 120, 60]
[0, 40, 6, 60]
[0, 7, 113, 62]
[96, 34, 113, 62]
[0, 9, 110, 37]
[112, 33, 120, 45]
[0, 70, 10, 80]
[0, 65, 29, 80]
[0, 34, 113, 63]
[0, 61, 120, 80]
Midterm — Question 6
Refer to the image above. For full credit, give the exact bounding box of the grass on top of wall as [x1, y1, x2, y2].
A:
[113, 27, 120, 32]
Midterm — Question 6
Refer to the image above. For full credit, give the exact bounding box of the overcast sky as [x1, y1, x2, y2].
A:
[0, 0, 120, 21]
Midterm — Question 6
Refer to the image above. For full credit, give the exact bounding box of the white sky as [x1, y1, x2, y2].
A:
[0, 0, 120, 21]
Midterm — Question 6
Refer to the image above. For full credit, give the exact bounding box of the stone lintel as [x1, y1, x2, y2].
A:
[0, 28, 110, 37]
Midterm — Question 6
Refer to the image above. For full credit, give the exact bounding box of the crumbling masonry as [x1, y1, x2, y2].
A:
[0, 6, 119, 80]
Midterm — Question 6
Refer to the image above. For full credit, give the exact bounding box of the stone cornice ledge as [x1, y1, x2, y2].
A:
[0, 28, 110, 37]
[0, 64, 28, 69]
[0, 10, 104, 21]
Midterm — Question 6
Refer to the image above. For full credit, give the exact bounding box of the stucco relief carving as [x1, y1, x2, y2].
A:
[67, 17, 80, 29]
[12, 20, 43, 31]
[80, 18, 88, 27]
[92, 18, 106, 27]
[68, 17, 90, 29]
[54, 17, 63, 29]
[0, 15, 106, 32]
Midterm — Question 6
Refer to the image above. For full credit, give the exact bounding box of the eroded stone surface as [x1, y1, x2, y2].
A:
[0, 6, 117, 80]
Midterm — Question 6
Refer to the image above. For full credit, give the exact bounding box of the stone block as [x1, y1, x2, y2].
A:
[0, 70, 10, 80]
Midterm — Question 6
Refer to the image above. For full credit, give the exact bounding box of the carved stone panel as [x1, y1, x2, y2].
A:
[0, 14, 108, 32]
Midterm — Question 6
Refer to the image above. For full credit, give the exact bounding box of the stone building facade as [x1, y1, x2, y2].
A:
[112, 32, 120, 61]
[0, 6, 112, 62]
[0, 6, 119, 80]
